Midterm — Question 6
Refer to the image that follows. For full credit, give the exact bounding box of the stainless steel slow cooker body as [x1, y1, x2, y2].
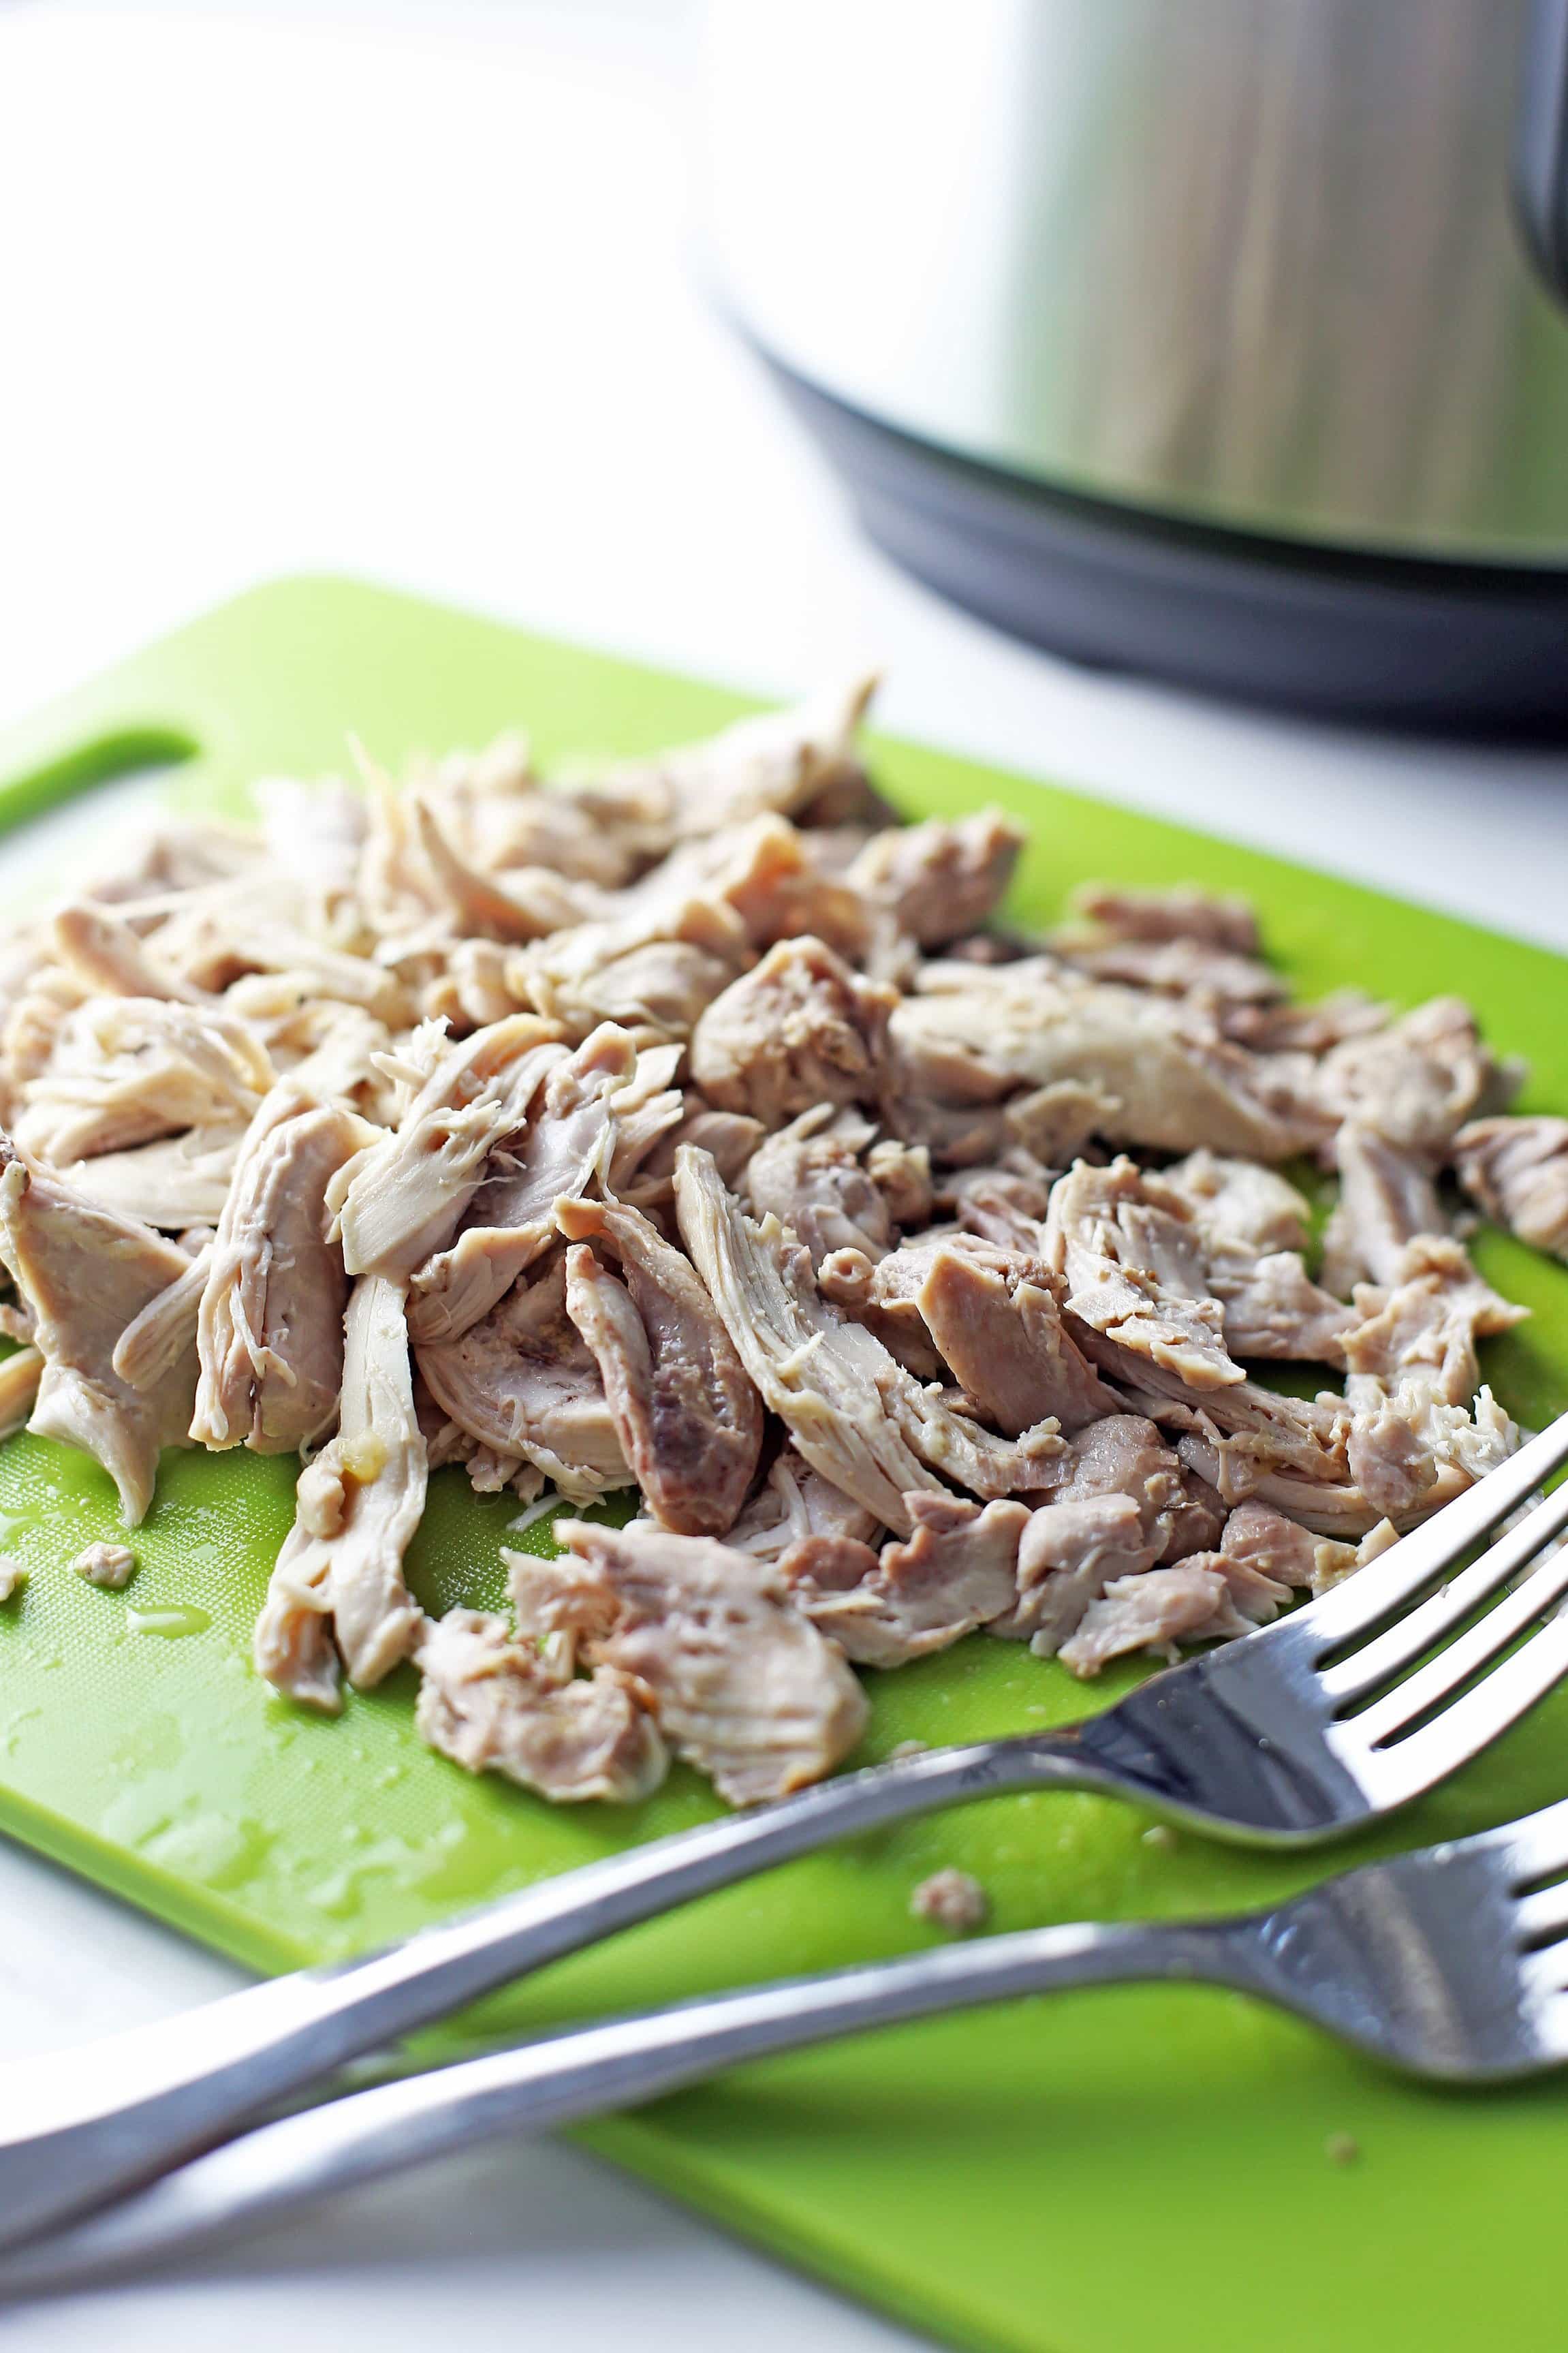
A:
[705, 0, 1568, 728]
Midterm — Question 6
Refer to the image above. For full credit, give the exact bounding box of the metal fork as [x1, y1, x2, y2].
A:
[6, 1788, 1568, 2301]
[2, 1407, 1567, 2256]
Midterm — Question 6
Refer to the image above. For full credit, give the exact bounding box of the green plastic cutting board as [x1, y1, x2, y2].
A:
[1, 578, 1566, 2353]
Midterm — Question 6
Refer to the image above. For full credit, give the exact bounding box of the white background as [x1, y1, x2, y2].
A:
[0, 4, 1566, 2349]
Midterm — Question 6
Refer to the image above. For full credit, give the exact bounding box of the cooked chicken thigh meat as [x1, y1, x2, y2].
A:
[1456, 1116, 1568, 1263]
[545, 1518, 868, 1806]
[0, 1137, 197, 1523]
[0, 670, 1552, 1805]
[253, 1273, 427, 1711]
[191, 1085, 369, 1453]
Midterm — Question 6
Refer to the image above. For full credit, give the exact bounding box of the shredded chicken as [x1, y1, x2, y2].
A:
[0, 1138, 197, 1523]
[406, 1025, 680, 1344]
[191, 1086, 369, 1453]
[785, 1492, 1028, 1667]
[0, 1343, 43, 1437]
[1456, 1116, 1568, 1263]
[545, 1518, 868, 1805]
[0, 675, 1550, 1814]
[692, 936, 896, 1132]
[744, 1106, 894, 1267]
[253, 1274, 426, 1710]
[330, 1014, 565, 1283]
[676, 1145, 1061, 1533]
[847, 809, 1022, 948]
[415, 1249, 633, 1501]
[554, 1193, 761, 1536]
[1317, 997, 1519, 1154]
[413, 1606, 666, 1803]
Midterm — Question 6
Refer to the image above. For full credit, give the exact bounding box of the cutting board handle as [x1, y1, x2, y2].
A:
[0, 721, 201, 842]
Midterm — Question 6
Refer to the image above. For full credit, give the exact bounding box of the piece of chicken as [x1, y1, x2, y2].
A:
[676, 1146, 1061, 1533]
[888, 973, 1328, 1164]
[56, 1125, 243, 1229]
[813, 1240, 951, 1380]
[915, 1243, 1120, 1436]
[555, 1194, 761, 1538]
[1455, 1116, 1568, 1264]
[1321, 1119, 1448, 1294]
[727, 1439, 884, 1563]
[743, 1106, 895, 1268]
[0, 1136, 196, 1523]
[253, 1273, 427, 1711]
[509, 897, 748, 1047]
[544, 1518, 868, 1807]
[847, 809, 1023, 950]
[987, 1415, 1195, 1655]
[1044, 1158, 1350, 1484]
[1317, 997, 1520, 1155]
[15, 995, 274, 1167]
[192, 1085, 371, 1454]
[113, 1243, 214, 1394]
[415, 1248, 633, 1501]
[1159, 1149, 1354, 1360]
[406, 1025, 682, 1345]
[1339, 1237, 1524, 1521]
[1056, 1555, 1291, 1678]
[577, 674, 881, 856]
[783, 1493, 1028, 1668]
[410, 796, 600, 945]
[691, 936, 895, 1129]
[414, 1607, 666, 1803]
[0, 1343, 42, 1438]
[330, 1013, 565, 1284]
[50, 904, 210, 1006]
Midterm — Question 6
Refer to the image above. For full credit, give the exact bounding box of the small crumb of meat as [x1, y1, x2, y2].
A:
[0, 1554, 27, 1602]
[72, 1540, 137, 1590]
[910, 1867, 989, 1934]
[1456, 1116, 1568, 1263]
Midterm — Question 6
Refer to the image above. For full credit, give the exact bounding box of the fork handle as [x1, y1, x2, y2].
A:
[0, 1912, 1264, 2298]
[0, 1732, 1127, 2251]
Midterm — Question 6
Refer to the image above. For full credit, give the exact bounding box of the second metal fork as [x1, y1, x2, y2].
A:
[1, 1407, 1566, 2253]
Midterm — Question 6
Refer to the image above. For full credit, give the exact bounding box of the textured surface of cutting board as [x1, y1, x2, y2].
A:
[1, 578, 1566, 2353]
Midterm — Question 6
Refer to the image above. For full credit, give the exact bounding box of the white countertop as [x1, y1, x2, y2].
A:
[1, 3, 1566, 2348]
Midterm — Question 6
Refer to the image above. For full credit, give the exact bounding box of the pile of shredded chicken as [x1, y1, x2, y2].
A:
[0, 678, 1556, 1809]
